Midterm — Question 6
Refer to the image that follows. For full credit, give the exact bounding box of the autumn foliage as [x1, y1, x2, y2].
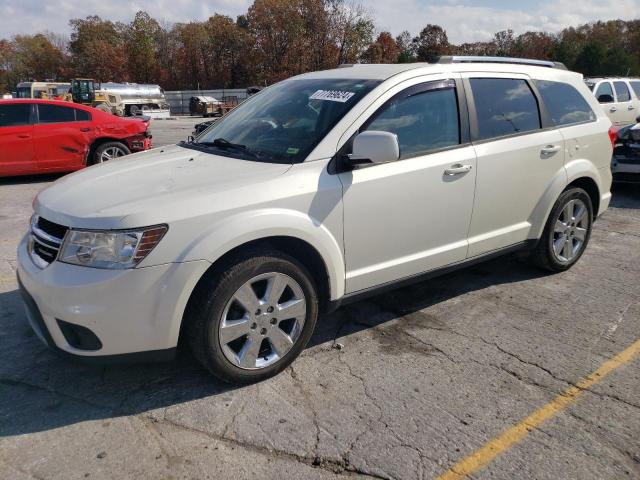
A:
[1, 1, 639, 94]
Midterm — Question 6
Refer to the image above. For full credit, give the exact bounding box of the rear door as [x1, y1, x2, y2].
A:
[33, 103, 95, 171]
[462, 74, 565, 257]
[612, 81, 636, 125]
[627, 80, 640, 123]
[0, 103, 36, 176]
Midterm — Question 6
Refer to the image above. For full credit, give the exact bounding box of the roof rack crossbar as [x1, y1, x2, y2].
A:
[433, 56, 567, 70]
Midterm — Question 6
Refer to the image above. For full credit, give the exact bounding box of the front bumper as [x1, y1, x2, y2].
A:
[17, 234, 209, 361]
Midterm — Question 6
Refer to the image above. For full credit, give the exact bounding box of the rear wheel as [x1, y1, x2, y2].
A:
[531, 187, 593, 272]
[91, 142, 131, 165]
[186, 249, 318, 384]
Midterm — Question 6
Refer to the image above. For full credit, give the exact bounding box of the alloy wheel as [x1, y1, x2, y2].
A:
[99, 146, 127, 163]
[552, 198, 589, 263]
[219, 272, 307, 370]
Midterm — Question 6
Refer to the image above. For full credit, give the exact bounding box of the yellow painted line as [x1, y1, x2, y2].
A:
[438, 338, 640, 480]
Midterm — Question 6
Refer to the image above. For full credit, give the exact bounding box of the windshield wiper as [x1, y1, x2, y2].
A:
[196, 138, 263, 160]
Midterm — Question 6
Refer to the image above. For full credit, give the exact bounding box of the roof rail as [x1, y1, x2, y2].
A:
[433, 56, 568, 70]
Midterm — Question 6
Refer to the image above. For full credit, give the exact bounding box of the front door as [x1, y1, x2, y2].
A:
[339, 79, 477, 293]
[0, 103, 35, 175]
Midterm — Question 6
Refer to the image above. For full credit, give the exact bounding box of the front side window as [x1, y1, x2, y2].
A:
[0, 104, 31, 127]
[470, 78, 541, 141]
[37, 104, 77, 124]
[630, 81, 640, 99]
[595, 82, 614, 103]
[614, 81, 631, 102]
[364, 81, 460, 159]
[194, 78, 381, 163]
[15, 87, 31, 99]
[535, 80, 596, 127]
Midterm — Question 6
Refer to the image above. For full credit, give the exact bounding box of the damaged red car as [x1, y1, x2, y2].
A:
[0, 99, 152, 177]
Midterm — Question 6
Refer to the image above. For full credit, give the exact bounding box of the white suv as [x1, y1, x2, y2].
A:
[18, 57, 614, 383]
[586, 77, 640, 126]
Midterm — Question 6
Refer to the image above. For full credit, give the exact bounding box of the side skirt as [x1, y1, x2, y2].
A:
[327, 239, 537, 312]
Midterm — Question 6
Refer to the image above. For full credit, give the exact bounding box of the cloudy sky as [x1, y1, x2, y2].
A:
[0, 0, 638, 43]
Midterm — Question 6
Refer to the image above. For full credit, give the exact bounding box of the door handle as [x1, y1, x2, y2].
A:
[610, 107, 617, 112]
[80, 127, 91, 132]
[444, 164, 473, 176]
[541, 145, 561, 155]
[17, 134, 30, 139]
[628, 105, 636, 110]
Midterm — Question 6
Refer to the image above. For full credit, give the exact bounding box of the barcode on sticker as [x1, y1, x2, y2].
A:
[309, 90, 356, 103]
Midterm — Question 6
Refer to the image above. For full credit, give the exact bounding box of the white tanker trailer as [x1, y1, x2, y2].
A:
[99, 82, 171, 118]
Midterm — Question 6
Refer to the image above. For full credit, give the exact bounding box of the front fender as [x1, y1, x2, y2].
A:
[179, 208, 345, 300]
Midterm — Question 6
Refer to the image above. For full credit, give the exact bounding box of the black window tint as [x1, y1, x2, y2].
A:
[630, 81, 640, 99]
[0, 104, 31, 127]
[595, 82, 614, 102]
[75, 109, 91, 121]
[470, 78, 541, 140]
[535, 80, 596, 126]
[614, 81, 631, 102]
[38, 104, 77, 124]
[365, 85, 460, 159]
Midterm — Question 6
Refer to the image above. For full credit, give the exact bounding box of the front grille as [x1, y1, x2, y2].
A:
[29, 216, 68, 268]
[37, 217, 68, 239]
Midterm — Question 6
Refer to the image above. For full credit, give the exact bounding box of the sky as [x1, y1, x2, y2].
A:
[0, 0, 639, 43]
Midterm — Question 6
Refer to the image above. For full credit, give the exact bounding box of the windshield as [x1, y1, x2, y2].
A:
[190, 78, 380, 163]
[16, 87, 31, 98]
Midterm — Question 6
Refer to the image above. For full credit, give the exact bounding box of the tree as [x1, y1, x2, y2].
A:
[125, 11, 161, 83]
[69, 16, 128, 81]
[574, 41, 606, 76]
[395, 31, 414, 63]
[9, 34, 67, 82]
[513, 32, 555, 60]
[493, 29, 515, 56]
[411, 25, 450, 62]
[361, 31, 399, 64]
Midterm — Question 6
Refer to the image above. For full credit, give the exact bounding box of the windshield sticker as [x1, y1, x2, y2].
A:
[309, 90, 356, 103]
[286, 147, 300, 155]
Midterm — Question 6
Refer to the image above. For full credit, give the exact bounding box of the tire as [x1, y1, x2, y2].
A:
[91, 142, 131, 165]
[186, 249, 319, 384]
[531, 187, 593, 272]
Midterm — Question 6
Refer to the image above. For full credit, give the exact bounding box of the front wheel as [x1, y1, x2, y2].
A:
[531, 187, 593, 272]
[186, 249, 319, 384]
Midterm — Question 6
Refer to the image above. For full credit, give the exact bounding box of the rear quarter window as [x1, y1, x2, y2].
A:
[0, 104, 31, 127]
[631, 81, 640, 99]
[75, 109, 91, 121]
[534, 80, 596, 127]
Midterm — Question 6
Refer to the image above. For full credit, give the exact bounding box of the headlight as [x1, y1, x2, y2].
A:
[59, 225, 167, 269]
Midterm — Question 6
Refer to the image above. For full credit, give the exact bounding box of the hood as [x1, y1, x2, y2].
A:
[35, 144, 292, 229]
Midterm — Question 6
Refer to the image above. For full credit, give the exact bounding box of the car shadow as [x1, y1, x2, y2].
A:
[0, 173, 65, 186]
[0, 251, 548, 438]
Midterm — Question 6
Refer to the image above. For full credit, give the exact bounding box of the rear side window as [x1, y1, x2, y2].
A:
[595, 82, 614, 103]
[38, 104, 77, 124]
[535, 80, 596, 126]
[365, 81, 460, 159]
[0, 104, 31, 127]
[470, 78, 541, 141]
[630, 81, 640, 99]
[75, 109, 91, 121]
[614, 81, 631, 102]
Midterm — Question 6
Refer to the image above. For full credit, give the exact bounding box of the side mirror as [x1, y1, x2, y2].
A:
[597, 94, 614, 104]
[350, 131, 400, 166]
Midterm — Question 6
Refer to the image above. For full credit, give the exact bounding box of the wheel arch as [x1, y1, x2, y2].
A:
[177, 235, 335, 349]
